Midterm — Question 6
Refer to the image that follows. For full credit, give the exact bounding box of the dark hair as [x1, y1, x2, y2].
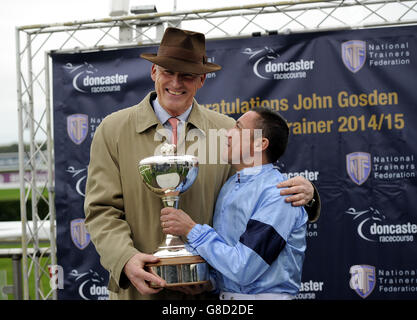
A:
[252, 107, 289, 163]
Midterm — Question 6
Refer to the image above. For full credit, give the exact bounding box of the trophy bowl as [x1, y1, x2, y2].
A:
[138, 145, 209, 287]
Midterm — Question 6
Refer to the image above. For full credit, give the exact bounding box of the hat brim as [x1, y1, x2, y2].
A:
[140, 53, 221, 75]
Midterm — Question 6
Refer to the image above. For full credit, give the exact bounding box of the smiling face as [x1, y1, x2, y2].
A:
[151, 65, 206, 116]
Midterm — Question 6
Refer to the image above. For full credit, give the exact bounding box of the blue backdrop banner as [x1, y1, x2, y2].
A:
[52, 25, 417, 300]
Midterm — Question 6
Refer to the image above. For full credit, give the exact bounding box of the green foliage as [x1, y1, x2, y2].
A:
[0, 189, 49, 221]
[0, 143, 47, 153]
[0, 144, 19, 153]
[0, 200, 49, 221]
[0, 189, 21, 201]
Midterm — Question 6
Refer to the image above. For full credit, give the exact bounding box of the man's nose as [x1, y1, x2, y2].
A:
[171, 74, 182, 87]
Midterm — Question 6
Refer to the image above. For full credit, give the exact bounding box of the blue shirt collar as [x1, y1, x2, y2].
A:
[152, 97, 193, 125]
[235, 163, 274, 183]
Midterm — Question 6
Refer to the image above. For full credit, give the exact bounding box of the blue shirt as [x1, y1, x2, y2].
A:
[186, 163, 308, 295]
[152, 97, 192, 142]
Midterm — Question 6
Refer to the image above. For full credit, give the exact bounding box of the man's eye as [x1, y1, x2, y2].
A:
[183, 74, 196, 80]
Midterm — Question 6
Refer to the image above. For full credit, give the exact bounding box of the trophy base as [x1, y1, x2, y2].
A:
[146, 255, 210, 288]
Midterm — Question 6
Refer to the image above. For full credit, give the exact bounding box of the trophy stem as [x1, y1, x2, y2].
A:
[162, 195, 179, 208]
[157, 195, 186, 255]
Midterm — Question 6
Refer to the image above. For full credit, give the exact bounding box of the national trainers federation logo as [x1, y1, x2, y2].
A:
[342, 40, 366, 73]
[67, 114, 88, 145]
[70, 218, 91, 250]
[346, 152, 371, 185]
[349, 265, 376, 299]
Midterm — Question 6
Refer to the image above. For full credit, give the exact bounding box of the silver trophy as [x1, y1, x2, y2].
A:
[138, 143, 209, 287]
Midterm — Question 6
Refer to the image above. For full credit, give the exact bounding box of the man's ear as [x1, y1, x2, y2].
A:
[151, 64, 157, 82]
[254, 137, 269, 152]
[198, 73, 207, 88]
[262, 137, 269, 151]
[262, 137, 269, 152]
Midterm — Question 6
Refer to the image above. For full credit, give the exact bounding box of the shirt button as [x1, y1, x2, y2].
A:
[221, 294, 225, 299]
[230, 296, 234, 300]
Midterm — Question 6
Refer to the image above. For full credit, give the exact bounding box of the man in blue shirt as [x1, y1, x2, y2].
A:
[160, 107, 308, 299]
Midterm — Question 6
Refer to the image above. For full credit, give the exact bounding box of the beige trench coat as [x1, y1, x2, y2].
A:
[84, 92, 236, 299]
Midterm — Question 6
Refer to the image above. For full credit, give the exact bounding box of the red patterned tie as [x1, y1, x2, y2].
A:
[168, 117, 179, 145]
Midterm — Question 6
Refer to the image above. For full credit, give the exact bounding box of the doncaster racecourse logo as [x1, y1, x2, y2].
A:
[66, 166, 87, 197]
[242, 47, 315, 80]
[345, 207, 417, 243]
[69, 269, 108, 300]
[275, 160, 320, 183]
[345, 207, 385, 242]
[346, 152, 371, 185]
[349, 265, 376, 299]
[63, 62, 128, 94]
[342, 40, 366, 73]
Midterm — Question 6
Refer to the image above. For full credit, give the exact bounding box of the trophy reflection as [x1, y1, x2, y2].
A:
[138, 143, 209, 287]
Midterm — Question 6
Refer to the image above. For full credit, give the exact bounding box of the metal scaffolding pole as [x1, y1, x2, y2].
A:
[15, 26, 30, 300]
[45, 50, 58, 300]
[26, 32, 41, 301]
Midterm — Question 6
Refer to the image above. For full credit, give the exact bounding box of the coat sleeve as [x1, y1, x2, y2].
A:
[84, 118, 139, 289]
[305, 183, 321, 223]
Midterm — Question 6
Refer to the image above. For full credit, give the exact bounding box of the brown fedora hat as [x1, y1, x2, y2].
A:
[140, 27, 221, 75]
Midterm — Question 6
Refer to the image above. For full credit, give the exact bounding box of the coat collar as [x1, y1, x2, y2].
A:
[135, 91, 206, 134]
[187, 99, 207, 135]
[135, 92, 160, 133]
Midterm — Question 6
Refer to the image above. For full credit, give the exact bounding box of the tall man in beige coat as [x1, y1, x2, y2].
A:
[84, 27, 320, 300]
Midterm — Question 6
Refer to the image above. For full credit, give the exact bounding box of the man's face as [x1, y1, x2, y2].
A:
[222, 111, 261, 166]
[151, 65, 206, 115]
